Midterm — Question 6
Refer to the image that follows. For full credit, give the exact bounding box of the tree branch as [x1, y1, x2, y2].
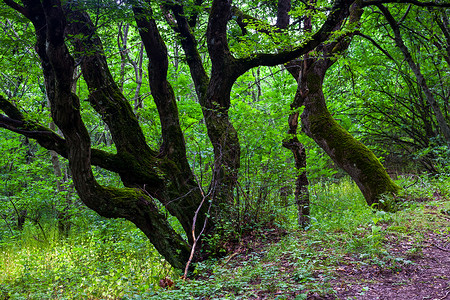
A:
[230, 5, 274, 35]
[377, 3, 450, 144]
[435, 12, 450, 65]
[236, 0, 354, 74]
[354, 31, 395, 60]
[363, 0, 450, 7]
[132, 2, 189, 162]
[167, 2, 210, 101]
[207, 0, 235, 71]
[3, 0, 30, 18]
[277, 0, 292, 29]
[65, 4, 155, 157]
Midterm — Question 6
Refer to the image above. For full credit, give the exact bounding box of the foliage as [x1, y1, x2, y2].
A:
[1, 218, 172, 299]
[0, 0, 449, 297]
[325, 6, 450, 173]
[1, 175, 448, 299]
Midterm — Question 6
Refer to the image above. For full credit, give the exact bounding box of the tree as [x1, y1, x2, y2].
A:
[282, 0, 450, 209]
[377, 4, 450, 145]
[243, 0, 401, 210]
[327, 4, 450, 173]
[286, 0, 402, 210]
[0, 0, 354, 269]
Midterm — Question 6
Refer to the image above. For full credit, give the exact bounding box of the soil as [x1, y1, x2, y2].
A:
[221, 209, 450, 300]
[324, 231, 450, 300]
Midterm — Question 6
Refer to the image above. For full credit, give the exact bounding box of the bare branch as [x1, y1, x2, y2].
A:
[377, 3, 450, 144]
[354, 31, 395, 60]
[132, 1, 191, 163]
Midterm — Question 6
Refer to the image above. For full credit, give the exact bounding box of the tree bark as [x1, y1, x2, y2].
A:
[283, 137, 310, 227]
[14, 0, 192, 269]
[167, 0, 241, 216]
[290, 0, 400, 210]
[1, 0, 357, 269]
[278, 0, 310, 228]
[301, 61, 400, 209]
[132, 4, 208, 242]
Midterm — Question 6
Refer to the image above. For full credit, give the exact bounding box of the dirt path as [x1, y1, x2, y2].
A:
[189, 202, 450, 300]
[323, 232, 450, 300]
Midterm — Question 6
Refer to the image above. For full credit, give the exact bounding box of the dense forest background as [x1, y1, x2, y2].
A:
[0, 0, 449, 298]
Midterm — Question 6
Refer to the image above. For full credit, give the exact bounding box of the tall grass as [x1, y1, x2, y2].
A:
[0, 219, 173, 299]
[148, 175, 449, 299]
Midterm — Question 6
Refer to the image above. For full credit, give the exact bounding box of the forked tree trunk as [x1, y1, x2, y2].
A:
[1, 0, 355, 270]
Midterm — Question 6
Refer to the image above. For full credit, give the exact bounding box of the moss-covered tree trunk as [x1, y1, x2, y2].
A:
[301, 62, 400, 208]
[1, 0, 355, 270]
[289, 0, 400, 210]
[14, 0, 193, 269]
[283, 136, 310, 227]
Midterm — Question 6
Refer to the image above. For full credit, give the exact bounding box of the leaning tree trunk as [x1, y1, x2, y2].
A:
[291, 0, 400, 210]
[301, 60, 400, 209]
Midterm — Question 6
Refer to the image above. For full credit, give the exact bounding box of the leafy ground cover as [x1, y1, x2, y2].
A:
[1, 175, 449, 299]
[147, 176, 450, 300]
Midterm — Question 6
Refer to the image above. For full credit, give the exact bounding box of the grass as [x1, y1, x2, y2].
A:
[0, 219, 173, 299]
[146, 175, 450, 299]
[1, 174, 449, 299]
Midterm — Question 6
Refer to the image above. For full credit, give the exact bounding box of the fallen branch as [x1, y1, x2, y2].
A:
[438, 289, 450, 300]
[432, 243, 450, 252]
[221, 252, 239, 267]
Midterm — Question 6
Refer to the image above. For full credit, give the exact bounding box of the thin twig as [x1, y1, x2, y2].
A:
[236, 180, 253, 208]
[404, 174, 419, 189]
[183, 169, 214, 279]
[0, 214, 14, 236]
[432, 243, 450, 252]
[438, 289, 450, 300]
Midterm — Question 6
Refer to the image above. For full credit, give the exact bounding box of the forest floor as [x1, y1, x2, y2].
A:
[2, 178, 449, 300]
[159, 197, 450, 300]
[214, 204, 450, 300]
[326, 227, 450, 299]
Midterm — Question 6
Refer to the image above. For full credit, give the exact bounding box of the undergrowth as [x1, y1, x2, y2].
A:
[1, 175, 449, 299]
[0, 219, 172, 299]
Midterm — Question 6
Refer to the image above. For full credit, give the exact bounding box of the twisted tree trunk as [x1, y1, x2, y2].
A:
[301, 61, 400, 209]
[1, 0, 355, 269]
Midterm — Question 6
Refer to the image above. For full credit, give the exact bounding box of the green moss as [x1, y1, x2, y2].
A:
[306, 97, 400, 209]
